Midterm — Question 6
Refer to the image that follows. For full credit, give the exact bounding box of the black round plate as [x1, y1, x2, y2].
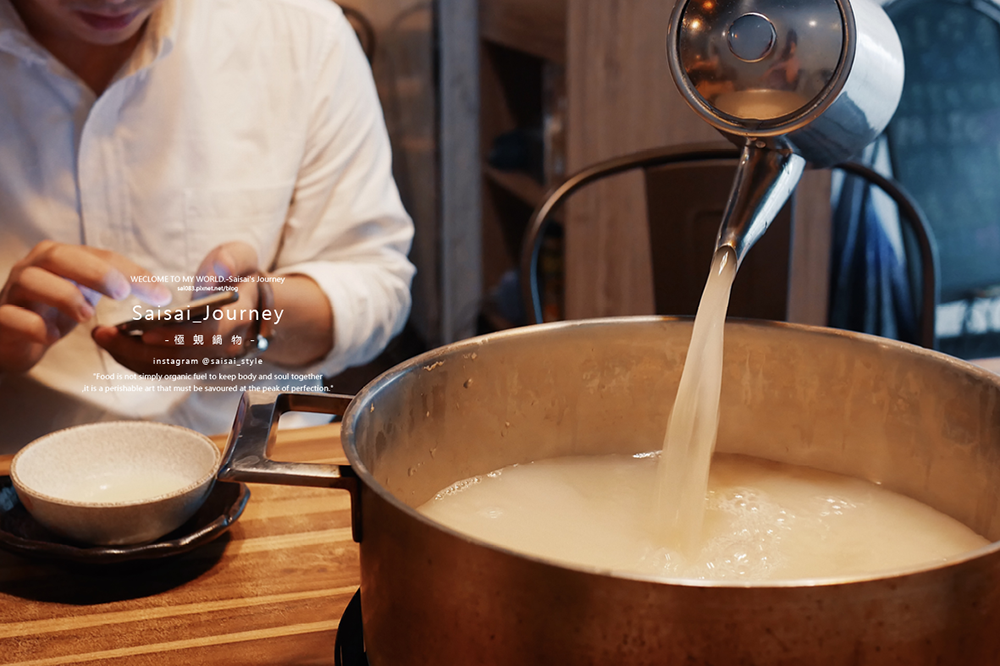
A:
[0, 477, 250, 565]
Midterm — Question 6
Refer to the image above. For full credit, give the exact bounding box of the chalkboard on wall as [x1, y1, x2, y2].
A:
[885, 0, 1000, 303]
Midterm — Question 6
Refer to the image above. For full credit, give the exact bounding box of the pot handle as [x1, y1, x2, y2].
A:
[218, 390, 363, 542]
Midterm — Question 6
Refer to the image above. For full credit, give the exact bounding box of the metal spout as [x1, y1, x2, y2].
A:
[716, 142, 806, 267]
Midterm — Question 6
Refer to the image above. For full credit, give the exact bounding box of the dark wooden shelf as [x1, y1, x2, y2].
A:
[478, 0, 568, 329]
[482, 164, 548, 210]
[479, 0, 567, 64]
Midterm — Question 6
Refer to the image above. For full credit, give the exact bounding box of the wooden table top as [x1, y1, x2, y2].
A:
[0, 424, 358, 666]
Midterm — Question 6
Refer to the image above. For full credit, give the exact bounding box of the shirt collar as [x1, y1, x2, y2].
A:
[0, 0, 179, 74]
[0, 0, 48, 64]
[124, 0, 179, 76]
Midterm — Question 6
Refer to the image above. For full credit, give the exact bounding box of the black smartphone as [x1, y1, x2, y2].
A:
[116, 290, 239, 335]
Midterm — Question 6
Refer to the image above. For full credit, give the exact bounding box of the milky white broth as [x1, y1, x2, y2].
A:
[418, 452, 988, 582]
[54, 470, 190, 503]
[657, 247, 737, 550]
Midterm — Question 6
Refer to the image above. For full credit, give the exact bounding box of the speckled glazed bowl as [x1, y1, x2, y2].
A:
[10, 421, 221, 546]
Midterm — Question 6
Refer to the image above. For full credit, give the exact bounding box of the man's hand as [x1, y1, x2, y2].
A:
[0, 242, 171, 374]
[92, 242, 262, 375]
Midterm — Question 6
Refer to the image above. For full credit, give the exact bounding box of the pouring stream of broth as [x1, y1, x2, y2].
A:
[655, 246, 738, 552]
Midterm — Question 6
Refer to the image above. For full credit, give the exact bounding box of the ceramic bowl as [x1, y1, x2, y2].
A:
[10, 421, 221, 546]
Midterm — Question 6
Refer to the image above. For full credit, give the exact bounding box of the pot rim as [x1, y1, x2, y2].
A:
[340, 315, 1000, 589]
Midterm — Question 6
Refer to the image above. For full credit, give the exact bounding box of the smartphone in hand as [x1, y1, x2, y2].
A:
[116, 291, 239, 335]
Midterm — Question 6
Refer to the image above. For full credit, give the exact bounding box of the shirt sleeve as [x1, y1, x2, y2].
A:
[271, 7, 415, 378]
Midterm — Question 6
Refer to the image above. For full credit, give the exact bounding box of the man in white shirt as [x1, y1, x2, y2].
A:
[0, 0, 415, 450]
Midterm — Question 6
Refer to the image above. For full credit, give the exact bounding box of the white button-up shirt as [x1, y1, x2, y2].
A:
[0, 0, 415, 448]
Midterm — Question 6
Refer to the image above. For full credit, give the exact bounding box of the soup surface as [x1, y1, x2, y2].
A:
[418, 452, 989, 581]
[56, 470, 191, 503]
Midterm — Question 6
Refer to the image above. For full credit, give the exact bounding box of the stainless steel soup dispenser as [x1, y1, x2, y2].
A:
[666, 0, 904, 266]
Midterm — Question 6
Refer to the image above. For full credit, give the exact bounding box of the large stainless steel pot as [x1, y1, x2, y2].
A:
[219, 318, 1000, 665]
